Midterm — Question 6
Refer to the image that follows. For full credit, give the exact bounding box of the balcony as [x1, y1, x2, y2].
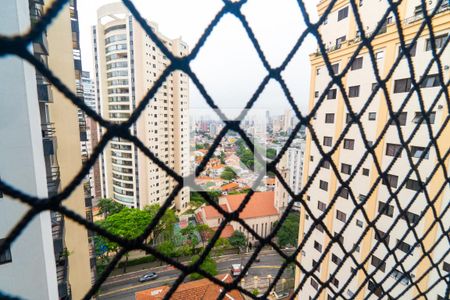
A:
[37, 83, 52, 102]
[42, 122, 56, 156]
[46, 166, 60, 197]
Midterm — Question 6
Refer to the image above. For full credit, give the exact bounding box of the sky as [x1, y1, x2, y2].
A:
[77, 0, 320, 116]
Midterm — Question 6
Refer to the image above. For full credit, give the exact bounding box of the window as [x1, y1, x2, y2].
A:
[312, 260, 320, 271]
[337, 6, 349, 21]
[372, 82, 378, 91]
[411, 146, 429, 159]
[374, 229, 390, 245]
[420, 74, 440, 88]
[390, 112, 407, 126]
[335, 232, 344, 243]
[375, 51, 384, 60]
[327, 88, 337, 99]
[413, 111, 436, 124]
[311, 278, 319, 290]
[358, 194, 367, 202]
[0, 177, 2, 198]
[371, 255, 386, 272]
[316, 223, 324, 233]
[351, 57, 363, 70]
[443, 262, 450, 272]
[402, 211, 420, 224]
[383, 174, 398, 188]
[398, 43, 417, 58]
[386, 143, 402, 157]
[336, 210, 347, 222]
[391, 269, 414, 285]
[368, 112, 376, 120]
[325, 113, 335, 123]
[331, 277, 339, 288]
[314, 241, 322, 252]
[341, 163, 352, 175]
[345, 113, 352, 124]
[323, 136, 333, 146]
[331, 63, 339, 74]
[397, 239, 412, 254]
[406, 179, 421, 191]
[318, 201, 326, 211]
[321, 160, 331, 169]
[393, 78, 412, 93]
[331, 254, 342, 265]
[339, 187, 349, 199]
[316, 67, 320, 75]
[319, 180, 328, 191]
[349, 85, 360, 98]
[315, 91, 319, 98]
[425, 34, 448, 51]
[356, 219, 363, 228]
[362, 168, 369, 176]
[378, 201, 394, 217]
[0, 239, 12, 265]
[368, 280, 383, 297]
[336, 35, 346, 47]
[343, 139, 354, 150]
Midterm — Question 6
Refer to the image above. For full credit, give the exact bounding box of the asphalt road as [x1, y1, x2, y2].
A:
[98, 249, 293, 300]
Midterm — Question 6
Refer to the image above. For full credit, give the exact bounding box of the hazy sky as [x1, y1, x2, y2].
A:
[77, 0, 319, 116]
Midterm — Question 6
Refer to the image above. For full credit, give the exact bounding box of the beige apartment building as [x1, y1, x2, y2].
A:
[296, 1, 449, 299]
[93, 2, 189, 211]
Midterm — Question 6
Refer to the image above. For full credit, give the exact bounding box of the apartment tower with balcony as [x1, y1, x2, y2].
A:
[296, 1, 449, 299]
[0, 0, 94, 298]
[93, 2, 190, 211]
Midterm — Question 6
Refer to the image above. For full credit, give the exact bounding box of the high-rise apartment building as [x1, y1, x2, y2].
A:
[296, 1, 449, 299]
[0, 0, 94, 298]
[93, 2, 190, 211]
[275, 138, 305, 212]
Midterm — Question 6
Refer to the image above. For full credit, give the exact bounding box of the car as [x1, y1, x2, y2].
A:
[231, 264, 243, 277]
[138, 272, 158, 283]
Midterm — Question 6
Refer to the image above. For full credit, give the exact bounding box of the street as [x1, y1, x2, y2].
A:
[98, 249, 293, 300]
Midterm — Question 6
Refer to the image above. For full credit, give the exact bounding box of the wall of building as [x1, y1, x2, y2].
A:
[47, 2, 93, 298]
[0, 1, 58, 299]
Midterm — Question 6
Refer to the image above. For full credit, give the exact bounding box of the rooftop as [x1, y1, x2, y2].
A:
[135, 274, 244, 300]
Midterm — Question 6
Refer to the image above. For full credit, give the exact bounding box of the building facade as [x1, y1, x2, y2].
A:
[0, 0, 94, 299]
[196, 191, 279, 243]
[296, 1, 449, 299]
[93, 2, 189, 211]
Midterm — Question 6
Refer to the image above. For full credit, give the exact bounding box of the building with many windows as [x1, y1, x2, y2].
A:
[0, 0, 95, 298]
[296, 1, 449, 299]
[93, 2, 189, 211]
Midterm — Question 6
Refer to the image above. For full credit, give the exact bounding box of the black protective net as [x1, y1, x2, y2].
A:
[0, 0, 449, 299]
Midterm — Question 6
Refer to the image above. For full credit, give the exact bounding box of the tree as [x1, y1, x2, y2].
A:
[229, 230, 247, 250]
[220, 166, 237, 180]
[276, 212, 300, 248]
[96, 198, 125, 218]
[189, 255, 218, 280]
[97, 208, 153, 272]
[96, 205, 177, 273]
[180, 223, 201, 255]
[156, 240, 177, 265]
[266, 148, 277, 160]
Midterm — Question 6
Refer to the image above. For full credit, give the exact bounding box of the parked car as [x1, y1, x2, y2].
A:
[139, 272, 158, 283]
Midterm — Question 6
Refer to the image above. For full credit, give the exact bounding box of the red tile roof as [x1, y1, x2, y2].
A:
[219, 182, 239, 191]
[211, 225, 235, 238]
[226, 191, 278, 219]
[203, 204, 229, 219]
[135, 274, 244, 300]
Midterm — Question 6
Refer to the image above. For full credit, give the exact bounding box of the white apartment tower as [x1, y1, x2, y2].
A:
[93, 2, 190, 211]
[297, 1, 449, 299]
